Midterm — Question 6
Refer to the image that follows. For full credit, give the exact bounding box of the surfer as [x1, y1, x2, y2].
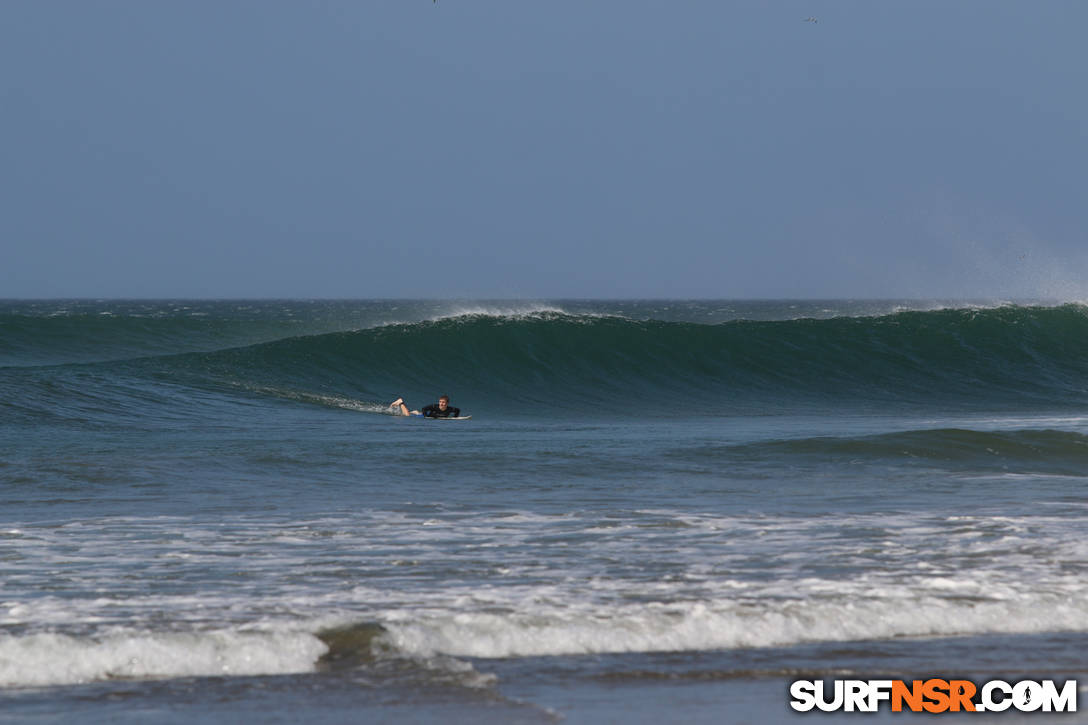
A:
[389, 395, 461, 418]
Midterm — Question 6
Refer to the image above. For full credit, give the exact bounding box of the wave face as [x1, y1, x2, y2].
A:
[151, 304, 1088, 415]
[6, 303, 1088, 418]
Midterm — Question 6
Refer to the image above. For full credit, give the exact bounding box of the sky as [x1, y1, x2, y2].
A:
[2, 1, 1086, 299]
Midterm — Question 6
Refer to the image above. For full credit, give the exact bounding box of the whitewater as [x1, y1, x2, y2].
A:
[2, 299, 1088, 723]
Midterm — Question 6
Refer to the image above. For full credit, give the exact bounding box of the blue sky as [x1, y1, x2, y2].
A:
[2, 1, 1085, 299]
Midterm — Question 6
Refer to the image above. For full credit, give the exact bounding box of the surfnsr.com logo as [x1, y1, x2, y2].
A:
[790, 679, 1078, 713]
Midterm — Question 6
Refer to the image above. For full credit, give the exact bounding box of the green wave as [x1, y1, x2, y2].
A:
[160, 305, 1088, 414]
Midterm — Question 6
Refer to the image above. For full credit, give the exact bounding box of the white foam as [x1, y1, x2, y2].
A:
[380, 594, 1088, 659]
[0, 629, 327, 688]
[287, 392, 390, 413]
[429, 302, 568, 321]
[5, 588, 1087, 689]
[231, 383, 390, 414]
[7, 508, 1088, 685]
[422, 302, 626, 325]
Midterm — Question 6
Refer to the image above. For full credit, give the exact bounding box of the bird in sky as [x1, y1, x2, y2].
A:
[804, 17, 818, 23]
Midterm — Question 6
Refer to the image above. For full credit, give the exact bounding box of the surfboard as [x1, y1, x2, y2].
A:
[396, 412, 472, 420]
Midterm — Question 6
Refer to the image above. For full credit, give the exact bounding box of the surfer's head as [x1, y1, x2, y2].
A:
[438, 395, 449, 410]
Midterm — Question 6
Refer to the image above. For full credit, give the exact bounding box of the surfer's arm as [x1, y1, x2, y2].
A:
[390, 398, 412, 416]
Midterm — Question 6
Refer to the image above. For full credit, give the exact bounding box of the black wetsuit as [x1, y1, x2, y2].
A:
[421, 403, 460, 418]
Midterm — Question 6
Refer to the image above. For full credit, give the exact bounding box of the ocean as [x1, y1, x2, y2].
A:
[2, 299, 1087, 723]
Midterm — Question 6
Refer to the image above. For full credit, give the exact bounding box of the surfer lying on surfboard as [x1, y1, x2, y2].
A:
[390, 395, 461, 418]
